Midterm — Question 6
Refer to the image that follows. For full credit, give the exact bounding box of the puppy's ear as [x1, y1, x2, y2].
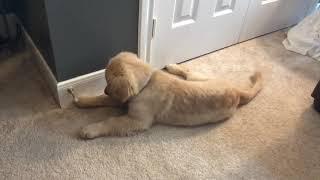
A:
[108, 75, 134, 103]
[130, 65, 153, 92]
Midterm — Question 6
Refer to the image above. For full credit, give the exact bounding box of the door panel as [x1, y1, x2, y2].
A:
[239, 0, 310, 42]
[151, 0, 251, 68]
[214, 0, 236, 17]
[173, 0, 199, 28]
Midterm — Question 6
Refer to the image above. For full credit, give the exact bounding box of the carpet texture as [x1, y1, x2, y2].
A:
[1, 31, 320, 180]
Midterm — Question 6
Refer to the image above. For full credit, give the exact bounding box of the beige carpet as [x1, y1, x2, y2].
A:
[1, 31, 320, 180]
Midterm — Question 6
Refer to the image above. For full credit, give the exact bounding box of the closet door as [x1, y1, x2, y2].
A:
[150, 0, 251, 68]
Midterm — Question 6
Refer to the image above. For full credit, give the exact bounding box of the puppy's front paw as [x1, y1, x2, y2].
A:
[79, 124, 102, 139]
[67, 88, 79, 104]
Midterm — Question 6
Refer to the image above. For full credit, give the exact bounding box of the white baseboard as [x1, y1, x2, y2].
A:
[57, 69, 106, 108]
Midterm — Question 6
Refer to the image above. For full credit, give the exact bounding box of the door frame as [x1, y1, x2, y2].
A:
[138, 0, 154, 63]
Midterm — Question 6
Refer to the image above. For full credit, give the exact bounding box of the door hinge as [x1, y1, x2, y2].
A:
[151, 18, 156, 38]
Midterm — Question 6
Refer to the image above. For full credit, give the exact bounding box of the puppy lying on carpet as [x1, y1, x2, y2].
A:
[69, 52, 263, 139]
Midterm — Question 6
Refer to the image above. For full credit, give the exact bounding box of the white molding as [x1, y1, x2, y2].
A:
[138, 0, 154, 63]
[57, 69, 106, 108]
[57, 69, 105, 89]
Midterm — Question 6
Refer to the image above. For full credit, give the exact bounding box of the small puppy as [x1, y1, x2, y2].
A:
[70, 52, 263, 139]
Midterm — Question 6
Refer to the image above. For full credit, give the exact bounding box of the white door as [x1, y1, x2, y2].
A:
[239, 0, 311, 42]
[150, 0, 251, 68]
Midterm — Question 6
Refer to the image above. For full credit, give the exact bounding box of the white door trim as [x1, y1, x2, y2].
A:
[138, 0, 154, 63]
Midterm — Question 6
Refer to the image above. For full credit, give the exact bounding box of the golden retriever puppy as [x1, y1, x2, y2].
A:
[70, 52, 263, 139]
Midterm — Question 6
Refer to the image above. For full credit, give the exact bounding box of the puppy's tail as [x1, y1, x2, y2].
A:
[238, 71, 263, 106]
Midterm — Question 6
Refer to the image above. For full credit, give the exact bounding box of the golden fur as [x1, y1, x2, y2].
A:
[70, 52, 263, 139]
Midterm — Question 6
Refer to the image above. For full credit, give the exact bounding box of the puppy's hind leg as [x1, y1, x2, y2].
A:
[165, 64, 208, 81]
[68, 88, 123, 108]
